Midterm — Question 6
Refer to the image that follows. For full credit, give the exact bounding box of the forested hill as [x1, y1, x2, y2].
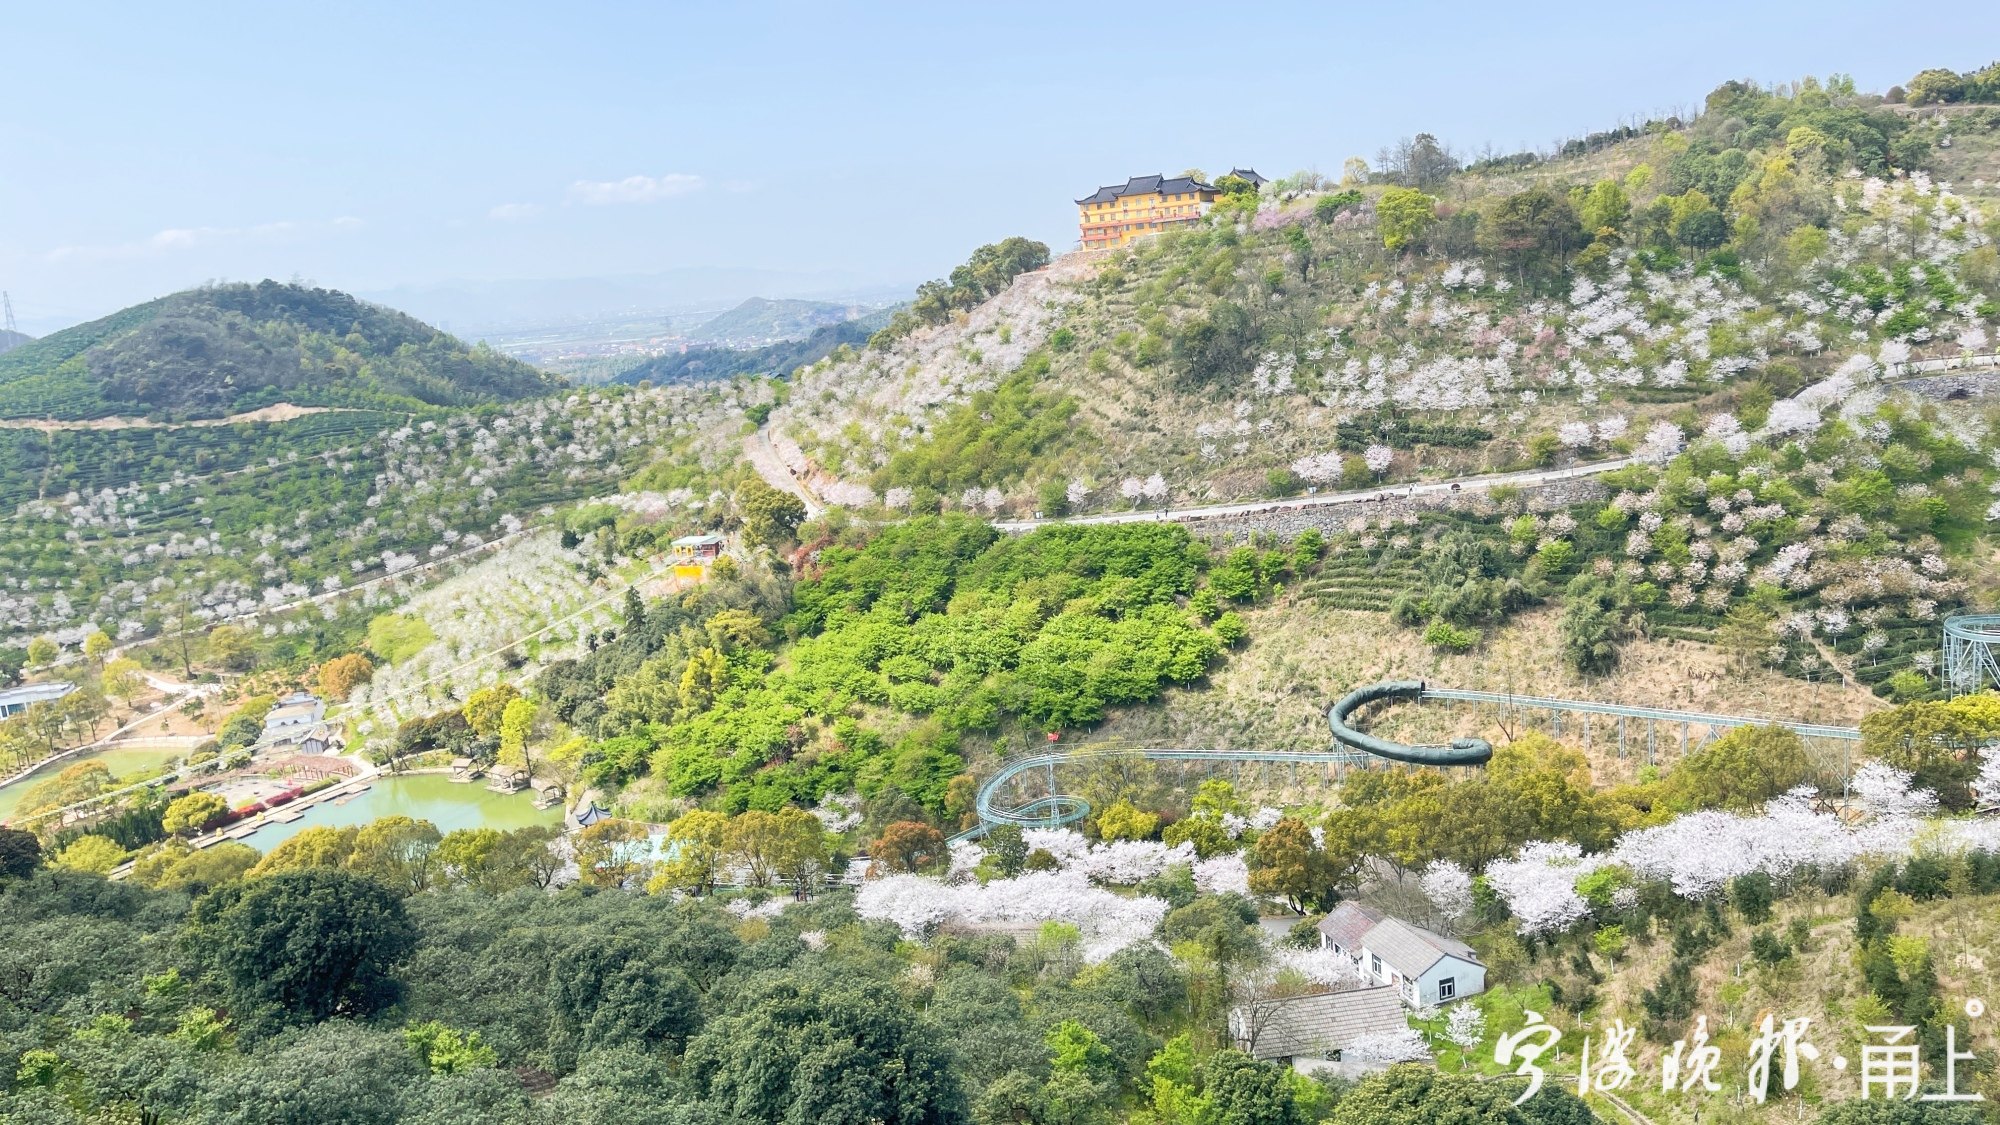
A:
[692, 296, 868, 344]
[615, 309, 891, 386]
[0, 280, 560, 421]
[0, 329, 31, 356]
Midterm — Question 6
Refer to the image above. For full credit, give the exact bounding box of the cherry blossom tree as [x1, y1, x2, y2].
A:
[1484, 841, 1597, 935]
[1270, 946, 1368, 991]
[1974, 746, 2000, 810]
[1637, 421, 1686, 464]
[1443, 1005, 1486, 1053]
[1346, 1028, 1431, 1064]
[1419, 859, 1473, 929]
[1291, 452, 1344, 485]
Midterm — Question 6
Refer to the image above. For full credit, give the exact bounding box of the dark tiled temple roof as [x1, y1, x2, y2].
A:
[1076, 173, 1215, 205]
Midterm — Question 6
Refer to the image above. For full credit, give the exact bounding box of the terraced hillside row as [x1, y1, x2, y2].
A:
[0, 382, 755, 653]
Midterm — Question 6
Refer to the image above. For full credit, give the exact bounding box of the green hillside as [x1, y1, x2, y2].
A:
[780, 81, 2000, 509]
[14, 61, 2000, 1125]
[692, 295, 871, 343]
[0, 280, 559, 421]
[616, 309, 892, 386]
[0, 328, 30, 356]
[757, 75, 2000, 705]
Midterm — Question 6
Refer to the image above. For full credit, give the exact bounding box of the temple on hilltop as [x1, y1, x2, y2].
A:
[1075, 168, 1264, 250]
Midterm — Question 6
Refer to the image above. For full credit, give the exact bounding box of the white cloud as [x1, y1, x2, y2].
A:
[487, 202, 543, 221]
[46, 216, 362, 263]
[566, 173, 703, 205]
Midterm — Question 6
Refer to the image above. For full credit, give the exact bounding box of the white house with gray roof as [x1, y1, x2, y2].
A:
[1316, 901, 1486, 1008]
[259, 692, 326, 748]
[0, 681, 75, 719]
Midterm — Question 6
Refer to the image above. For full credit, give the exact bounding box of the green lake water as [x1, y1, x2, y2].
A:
[0, 746, 187, 822]
[238, 774, 562, 851]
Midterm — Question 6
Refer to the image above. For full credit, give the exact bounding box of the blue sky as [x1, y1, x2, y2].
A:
[3, 1, 1996, 332]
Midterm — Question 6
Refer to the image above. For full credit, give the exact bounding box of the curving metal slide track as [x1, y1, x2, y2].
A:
[959, 681, 1857, 840]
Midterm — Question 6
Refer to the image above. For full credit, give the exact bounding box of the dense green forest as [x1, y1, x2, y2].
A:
[535, 516, 1236, 819]
[0, 837, 1636, 1125]
[0, 281, 556, 420]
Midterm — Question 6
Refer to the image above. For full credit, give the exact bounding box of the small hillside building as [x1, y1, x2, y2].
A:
[1075, 168, 1265, 250]
[1317, 902, 1486, 1007]
[260, 692, 326, 748]
[1076, 174, 1218, 250]
[1229, 986, 1411, 1077]
[0, 681, 75, 719]
[300, 723, 344, 756]
[671, 534, 727, 580]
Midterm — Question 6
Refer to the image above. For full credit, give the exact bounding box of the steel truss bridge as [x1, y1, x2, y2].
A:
[962, 682, 1862, 837]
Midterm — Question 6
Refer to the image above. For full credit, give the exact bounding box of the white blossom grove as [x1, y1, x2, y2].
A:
[1193, 852, 1252, 896]
[878, 753, 2000, 961]
[1483, 841, 1598, 937]
[1848, 761, 1939, 820]
[344, 531, 624, 748]
[1021, 828, 1197, 883]
[1486, 763, 2000, 932]
[2, 382, 745, 649]
[854, 826, 1266, 962]
[763, 257, 1088, 505]
[1637, 421, 1686, 464]
[855, 870, 1170, 962]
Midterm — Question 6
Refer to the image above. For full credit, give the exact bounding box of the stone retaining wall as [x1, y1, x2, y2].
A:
[1181, 478, 1610, 543]
[1887, 369, 2000, 403]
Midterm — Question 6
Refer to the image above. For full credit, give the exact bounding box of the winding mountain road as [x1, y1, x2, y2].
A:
[742, 429, 823, 518]
[739, 352, 2000, 534]
[739, 419, 1632, 532]
[992, 457, 1635, 531]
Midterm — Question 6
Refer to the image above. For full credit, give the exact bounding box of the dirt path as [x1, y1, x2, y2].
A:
[0, 403, 367, 432]
[743, 427, 823, 518]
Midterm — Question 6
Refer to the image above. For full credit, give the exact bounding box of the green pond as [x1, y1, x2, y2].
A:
[0, 745, 187, 822]
[238, 774, 562, 851]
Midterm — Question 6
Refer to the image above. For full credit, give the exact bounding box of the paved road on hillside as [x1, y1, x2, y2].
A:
[742, 429, 824, 518]
[740, 419, 1633, 532]
[991, 458, 1636, 531]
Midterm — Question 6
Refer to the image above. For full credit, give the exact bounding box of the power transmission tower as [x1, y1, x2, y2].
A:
[2, 292, 15, 335]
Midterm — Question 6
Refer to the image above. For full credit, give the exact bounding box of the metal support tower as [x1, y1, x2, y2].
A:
[1942, 614, 2000, 697]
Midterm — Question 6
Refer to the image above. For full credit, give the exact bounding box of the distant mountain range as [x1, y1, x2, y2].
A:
[690, 297, 881, 346]
[0, 280, 557, 421]
[362, 267, 915, 338]
[616, 307, 894, 386]
[0, 329, 31, 356]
